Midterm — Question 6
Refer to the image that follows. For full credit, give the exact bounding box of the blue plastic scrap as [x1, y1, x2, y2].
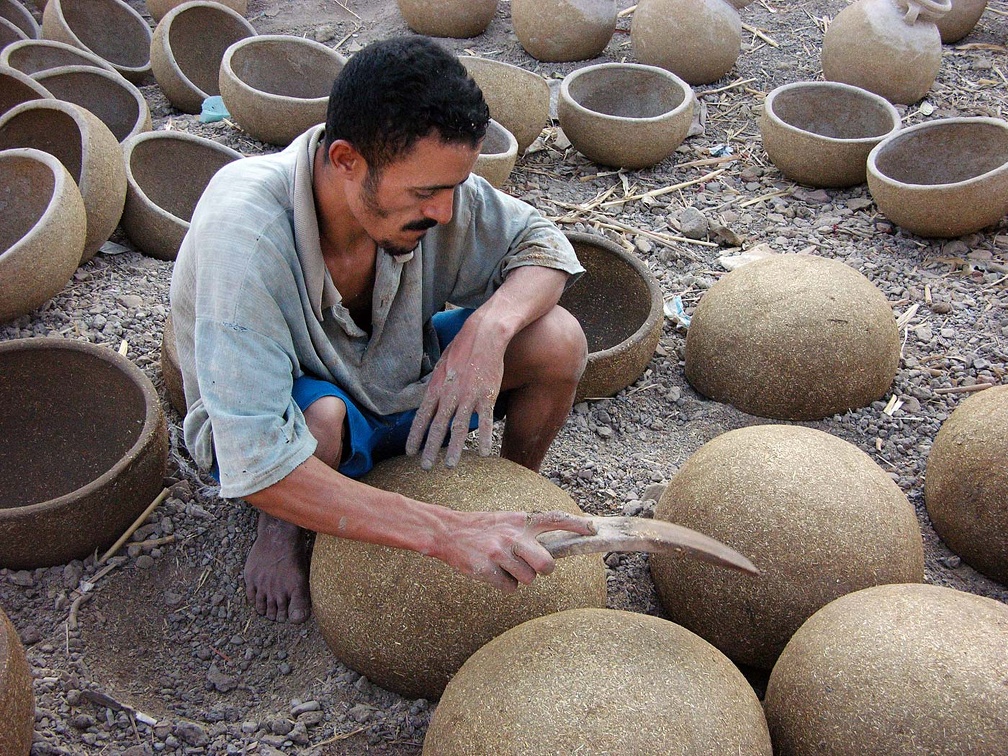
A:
[664, 295, 691, 330]
[200, 96, 230, 123]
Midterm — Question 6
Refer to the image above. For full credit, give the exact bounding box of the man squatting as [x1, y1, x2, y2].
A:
[170, 36, 595, 623]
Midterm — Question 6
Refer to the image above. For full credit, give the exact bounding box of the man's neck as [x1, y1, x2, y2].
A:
[312, 143, 372, 264]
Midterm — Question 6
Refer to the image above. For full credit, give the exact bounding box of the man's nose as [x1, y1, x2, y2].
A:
[423, 190, 454, 225]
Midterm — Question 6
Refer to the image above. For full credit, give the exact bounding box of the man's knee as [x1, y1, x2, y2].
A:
[303, 396, 347, 469]
[507, 305, 588, 386]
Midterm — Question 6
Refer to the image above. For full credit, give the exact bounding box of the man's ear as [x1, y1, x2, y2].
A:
[327, 140, 367, 179]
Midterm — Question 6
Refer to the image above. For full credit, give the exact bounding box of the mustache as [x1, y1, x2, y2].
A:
[402, 218, 438, 232]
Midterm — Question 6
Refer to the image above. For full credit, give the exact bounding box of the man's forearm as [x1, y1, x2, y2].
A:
[466, 265, 570, 348]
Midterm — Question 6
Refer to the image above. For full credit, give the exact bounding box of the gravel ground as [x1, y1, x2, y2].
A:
[2, 0, 1007, 754]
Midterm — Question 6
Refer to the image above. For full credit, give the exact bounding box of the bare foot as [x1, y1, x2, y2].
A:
[244, 511, 311, 623]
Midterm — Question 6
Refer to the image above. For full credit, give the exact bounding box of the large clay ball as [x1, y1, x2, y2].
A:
[685, 254, 899, 420]
[764, 583, 1008, 754]
[925, 385, 1008, 584]
[424, 608, 773, 755]
[309, 453, 606, 700]
[651, 424, 925, 670]
[0, 606, 34, 755]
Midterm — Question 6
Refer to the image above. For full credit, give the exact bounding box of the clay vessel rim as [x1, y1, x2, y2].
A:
[0, 38, 120, 76]
[560, 63, 694, 124]
[481, 118, 517, 157]
[867, 116, 1008, 189]
[45, 0, 153, 75]
[902, 0, 952, 18]
[763, 81, 901, 145]
[32, 64, 148, 137]
[0, 337, 163, 519]
[0, 147, 73, 264]
[0, 16, 29, 42]
[459, 54, 544, 80]
[0, 0, 41, 38]
[0, 62, 54, 98]
[221, 34, 347, 105]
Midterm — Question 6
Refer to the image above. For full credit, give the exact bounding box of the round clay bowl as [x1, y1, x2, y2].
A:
[147, 0, 247, 23]
[512, 0, 616, 62]
[160, 312, 186, 416]
[761, 81, 901, 188]
[0, 38, 120, 76]
[0, 99, 127, 264]
[0, 63, 51, 118]
[0, 0, 39, 40]
[558, 62, 695, 169]
[219, 34, 346, 146]
[473, 118, 516, 188]
[121, 129, 243, 260]
[0, 338, 168, 569]
[867, 117, 1008, 238]
[0, 607, 33, 755]
[937, 0, 988, 43]
[558, 231, 663, 400]
[33, 64, 152, 142]
[151, 1, 257, 114]
[41, 0, 153, 84]
[0, 147, 85, 323]
[460, 55, 550, 153]
[396, 0, 497, 38]
[0, 17, 29, 52]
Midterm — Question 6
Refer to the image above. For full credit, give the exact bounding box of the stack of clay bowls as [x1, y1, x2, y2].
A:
[0, 64, 51, 118]
[33, 65, 151, 142]
[0, 0, 40, 50]
[147, 0, 248, 23]
[1, 38, 120, 76]
[472, 118, 517, 188]
[396, 0, 497, 38]
[460, 55, 550, 154]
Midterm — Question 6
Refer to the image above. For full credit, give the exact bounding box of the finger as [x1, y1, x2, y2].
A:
[511, 539, 555, 578]
[444, 408, 474, 468]
[476, 399, 495, 457]
[500, 547, 538, 586]
[526, 511, 597, 537]
[406, 389, 440, 456]
[420, 407, 453, 470]
[477, 564, 519, 594]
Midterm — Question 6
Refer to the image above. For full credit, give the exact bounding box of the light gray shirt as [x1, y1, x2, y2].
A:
[169, 127, 583, 499]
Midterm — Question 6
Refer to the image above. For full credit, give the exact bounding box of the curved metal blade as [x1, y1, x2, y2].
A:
[538, 516, 759, 576]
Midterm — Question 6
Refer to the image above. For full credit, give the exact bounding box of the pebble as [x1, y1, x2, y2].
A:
[678, 207, 709, 239]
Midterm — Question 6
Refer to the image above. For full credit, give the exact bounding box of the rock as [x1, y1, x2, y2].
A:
[174, 722, 208, 746]
[678, 207, 709, 239]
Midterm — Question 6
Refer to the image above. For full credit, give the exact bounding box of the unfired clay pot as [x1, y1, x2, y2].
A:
[121, 129, 243, 260]
[822, 0, 951, 105]
[147, 0, 248, 23]
[473, 118, 517, 188]
[558, 232, 663, 401]
[0, 99, 127, 264]
[0, 63, 51, 118]
[0, 147, 85, 323]
[0, 0, 39, 40]
[867, 117, 1008, 237]
[219, 34, 346, 146]
[760, 81, 901, 188]
[396, 0, 497, 38]
[33, 64, 152, 142]
[151, 1, 257, 114]
[160, 312, 187, 416]
[0, 38, 120, 76]
[936, 0, 987, 43]
[0, 17, 29, 51]
[460, 55, 550, 153]
[512, 0, 616, 63]
[0, 607, 33, 756]
[558, 62, 695, 169]
[631, 0, 742, 85]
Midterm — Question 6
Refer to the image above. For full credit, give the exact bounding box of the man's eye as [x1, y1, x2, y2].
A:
[414, 190, 436, 200]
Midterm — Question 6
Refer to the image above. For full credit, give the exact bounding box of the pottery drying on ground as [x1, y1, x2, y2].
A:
[760, 81, 901, 188]
[160, 312, 186, 416]
[424, 608, 772, 755]
[42, 0, 153, 85]
[822, 0, 951, 105]
[0, 63, 50, 118]
[460, 55, 550, 154]
[472, 118, 516, 188]
[685, 254, 900, 420]
[558, 62, 695, 169]
[33, 64, 151, 142]
[151, 1, 257, 115]
[0, 17, 29, 52]
[632, 0, 742, 85]
[121, 129, 243, 261]
[867, 117, 1008, 237]
[936, 0, 988, 43]
[396, 0, 497, 38]
[0, 607, 33, 756]
[0, 338, 168, 568]
[651, 425, 924, 670]
[146, 0, 247, 23]
[0, 38, 119, 76]
[0, 147, 85, 323]
[764, 584, 1008, 754]
[219, 34, 346, 146]
[925, 385, 1008, 584]
[512, 0, 616, 62]
[0, 0, 39, 40]
[558, 232, 663, 401]
[310, 453, 606, 700]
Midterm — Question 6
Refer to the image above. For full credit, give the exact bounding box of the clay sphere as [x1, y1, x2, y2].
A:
[396, 0, 497, 38]
[425, 608, 772, 755]
[937, 0, 988, 43]
[121, 129, 243, 261]
[0, 337, 168, 568]
[460, 55, 549, 153]
[0, 63, 51, 118]
[867, 117, 1008, 238]
[0, 38, 120, 76]
[512, 0, 616, 63]
[558, 231, 663, 401]
[764, 583, 1008, 754]
[41, 0, 153, 85]
[925, 385, 1008, 584]
[760, 81, 901, 188]
[0, 99, 127, 264]
[160, 313, 187, 417]
[309, 453, 606, 700]
[632, 0, 742, 85]
[0, 147, 84, 322]
[651, 424, 925, 670]
[33, 64, 152, 142]
[685, 254, 900, 420]
[0, 607, 33, 756]
[219, 34, 346, 146]
[146, 0, 247, 23]
[558, 62, 694, 169]
[472, 118, 516, 188]
[151, 1, 256, 114]
[0, 0, 40, 41]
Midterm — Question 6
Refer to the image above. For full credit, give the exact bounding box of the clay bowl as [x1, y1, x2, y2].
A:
[151, 1, 257, 114]
[41, 0, 153, 84]
[0, 63, 51, 118]
[473, 118, 517, 188]
[0, 338, 169, 569]
[558, 62, 695, 169]
[0, 0, 39, 40]
[0, 147, 85, 323]
[147, 0, 247, 23]
[0, 99, 127, 264]
[0, 18, 28, 52]
[0, 38, 120, 76]
[33, 64, 151, 142]
[0, 606, 33, 755]
[460, 55, 550, 154]
[396, 0, 497, 38]
[121, 129, 243, 260]
[760, 81, 901, 188]
[867, 117, 1008, 238]
[160, 312, 186, 416]
[558, 231, 663, 400]
[219, 34, 346, 146]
